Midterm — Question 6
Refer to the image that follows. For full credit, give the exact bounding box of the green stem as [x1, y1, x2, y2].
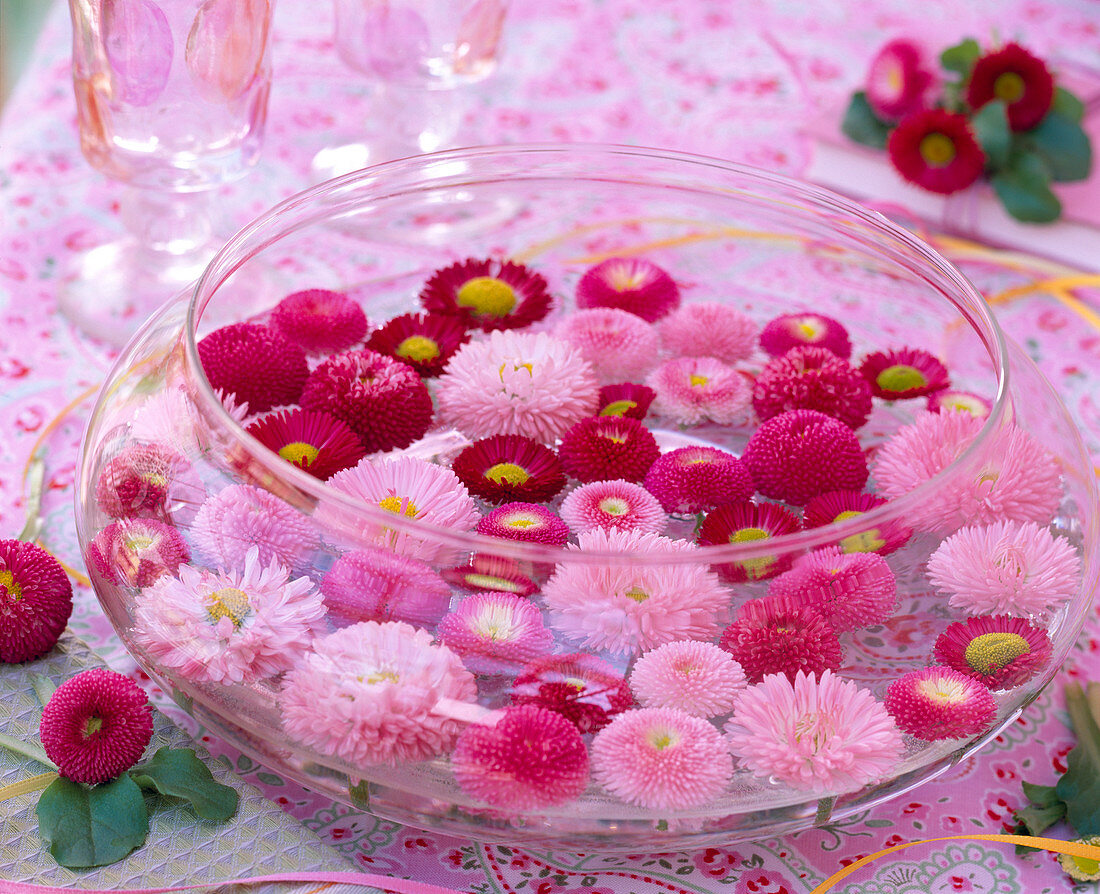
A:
[1085, 681, 1100, 731]
[31, 674, 57, 707]
[1065, 682, 1095, 740]
[16, 452, 46, 543]
[815, 795, 836, 825]
[0, 730, 57, 771]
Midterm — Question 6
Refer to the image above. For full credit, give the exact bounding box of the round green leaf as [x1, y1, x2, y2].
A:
[1025, 109, 1092, 182]
[36, 774, 149, 868]
[841, 92, 892, 150]
[991, 152, 1062, 223]
[129, 746, 238, 822]
[970, 100, 1011, 170]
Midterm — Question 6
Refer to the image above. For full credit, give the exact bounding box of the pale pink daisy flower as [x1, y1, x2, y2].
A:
[926, 520, 1081, 619]
[134, 546, 326, 685]
[658, 302, 758, 365]
[725, 670, 903, 793]
[437, 592, 554, 674]
[591, 707, 733, 809]
[645, 356, 751, 426]
[435, 330, 600, 443]
[554, 307, 660, 383]
[321, 548, 452, 629]
[629, 640, 747, 718]
[542, 527, 731, 657]
[281, 620, 477, 766]
[872, 411, 1062, 533]
[130, 386, 250, 455]
[559, 480, 668, 535]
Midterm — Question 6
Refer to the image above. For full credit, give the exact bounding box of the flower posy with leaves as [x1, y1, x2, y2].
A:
[842, 37, 1093, 222]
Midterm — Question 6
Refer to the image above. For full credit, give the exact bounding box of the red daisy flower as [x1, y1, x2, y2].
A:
[801, 490, 911, 554]
[87, 517, 190, 589]
[866, 38, 937, 123]
[575, 257, 680, 322]
[365, 312, 470, 378]
[451, 434, 566, 504]
[759, 313, 851, 360]
[697, 500, 801, 583]
[557, 416, 659, 484]
[965, 42, 1054, 132]
[884, 666, 997, 740]
[420, 258, 552, 331]
[442, 555, 538, 598]
[887, 108, 986, 195]
[246, 408, 366, 479]
[197, 322, 309, 414]
[511, 653, 633, 734]
[477, 502, 570, 547]
[268, 288, 368, 355]
[859, 346, 950, 399]
[753, 346, 873, 429]
[596, 382, 656, 420]
[0, 539, 73, 664]
[933, 614, 1052, 690]
[642, 446, 754, 514]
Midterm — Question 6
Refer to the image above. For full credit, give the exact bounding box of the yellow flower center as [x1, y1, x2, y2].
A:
[993, 71, 1026, 103]
[832, 509, 886, 553]
[876, 364, 928, 393]
[378, 496, 419, 517]
[278, 441, 321, 467]
[916, 674, 971, 704]
[1065, 854, 1100, 880]
[965, 632, 1031, 675]
[599, 431, 628, 445]
[0, 569, 22, 601]
[796, 320, 821, 339]
[456, 276, 517, 317]
[730, 526, 769, 544]
[647, 727, 680, 750]
[505, 516, 537, 529]
[607, 262, 648, 292]
[141, 472, 168, 488]
[598, 497, 630, 516]
[123, 534, 156, 552]
[362, 670, 400, 685]
[485, 462, 530, 486]
[397, 335, 441, 362]
[624, 585, 649, 603]
[83, 715, 104, 738]
[463, 573, 524, 593]
[472, 604, 518, 641]
[918, 132, 957, 167]
[599, 399, 638, 417]
[206, 586, 251, 629]
[689, 374, 709, 387]
[728, 527, 775, 580]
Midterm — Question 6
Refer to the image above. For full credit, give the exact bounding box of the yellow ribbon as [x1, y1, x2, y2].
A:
[0, 772, 57, 803]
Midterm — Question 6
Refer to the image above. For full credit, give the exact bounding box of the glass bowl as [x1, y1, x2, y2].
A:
[74, 144, 1099, 851]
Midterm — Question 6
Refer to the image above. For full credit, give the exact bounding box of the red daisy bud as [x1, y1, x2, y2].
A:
[197, 322, 309, 414]
[753, 345, 872, 429]
[558, 416, 659, 484]
[268, 288, 368, 355]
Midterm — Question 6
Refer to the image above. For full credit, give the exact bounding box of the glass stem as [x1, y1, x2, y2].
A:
[119, 185, 219, 260]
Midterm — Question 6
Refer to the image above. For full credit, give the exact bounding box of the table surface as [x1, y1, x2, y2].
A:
[3, 1, 1100, 892]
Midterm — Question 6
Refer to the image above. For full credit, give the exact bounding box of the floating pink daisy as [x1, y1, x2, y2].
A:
[452, 705, 589, 810]
[753, 346, 873, 429]
[435, 330, 600, 444]
[742, 409, 868, 505]
[191, 484, 318, 573]
[365, 312, 470, 378]
[872, 411, 1062, 533]
[643, 446, 754, 514]
[0, 539, 73, 664]
[591, 707, 732, 809]
[884, 666, 997, 740]
[94, 443, 204, 524]
[767, 547, 897, 633]
[558, 416, 660, 484]
[575, 257, 680, 322]
[559, 479, 668, 535]
[299, 348, 434, 454]
[726, 670, 903, 793]
[759, 313, 851, 359]
[696, 501, 802, 583]
[451, 434, 567, 504]
[554, 307, 660, 383]
[268, 288, 368, 355]
[321, 547, 452, 628]
[247, 408, 366, 480]
[801, 490, 911, 555]
[437, 592, 553, 674]
[420, 257, 552, 331]
[646, 356, 751, 426]
[197, 322, 308, 414]
[135, 546, 326, 684]
[596, 382, 656, 420]
[88, 517, 190, 589]
[511, 652, 633, 734]
[859, 347, 949, 399]
[477, 503, 570, 547]
[630, 640, 747, 718]
[281, 620, 477, 766]
[543, 527, 730, 657]
[926, 519, 1080, 619]
[39, 669, 153, 785]
[658, 302, 758, 365]
[934, 614, 1052, 690]
[443, 554, 538, 598]
[719, 594, 842, 684]
[927, 389, 992, 419]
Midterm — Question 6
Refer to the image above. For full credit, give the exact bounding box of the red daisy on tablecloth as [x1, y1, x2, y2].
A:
[965, 42, 1054, 131]
[886, 108, 986, 195]
[865, 38, 937, 122]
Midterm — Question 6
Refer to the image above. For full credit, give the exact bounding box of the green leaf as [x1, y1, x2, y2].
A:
[1053, 87, 1085, 123]
[990, 152, 1062, 223]
[1021, 780, 1063, 807]
[130, 747, 238, 822]
[1014, 801, 1066, 837]
[30, 674, 57, 708]
[349, 778, 371, 809]
[941, 38, 981, 77]
[36, 775, 148, 868]
[841, 92, 892, 150]
[970, 100, 1011, 170]
[1057, 683, 1100, 836]
[1024, 109, 1092, 182]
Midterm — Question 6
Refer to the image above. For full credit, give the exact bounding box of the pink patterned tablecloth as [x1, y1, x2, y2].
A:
[3, 1, 1100, 892]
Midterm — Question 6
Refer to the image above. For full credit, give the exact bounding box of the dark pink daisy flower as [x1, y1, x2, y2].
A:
[443, 555, 538, 598]
[420, 257, 552, 331]
[887, 109, 986, 195]
[558, 416, 659, 484]
[643, 446, 754, 514]
[759, 313, 851, 359]
[88, 518, 190, 589]
[927, 389, 992, 419]
[477, 502, 570, 547]
[0, 539, 73, 664]
[768, 547, 898, 632]
[865, 38, 937, 122]
[596, 382, 656, 420]
[885, 666, 997, 740]
[801, 490, 911, 554]
[575, 257, 680, 322]
[437, 592, 554, 674]
[299, 349, 433, 453]
[39, 668, 153, 784]
[697, 501, 801, 583]
[268, 288, 368, 355]
[365, 312, 470, 378]
[859, 347, 950, 399]
[451, 434, 566, 504]
[197, 322, 309, 414]
[965, 42, 1054, 132]
[321, 547, 452, 628]
[559, 479, 668, 535]
[247, 408, 366, 480]
[94, 443, 203, 523]
[511, 652, 633, 734]
[753, 346, 873, 429]
[742, 409, 868, 506]
[933, 614, 1052, 690]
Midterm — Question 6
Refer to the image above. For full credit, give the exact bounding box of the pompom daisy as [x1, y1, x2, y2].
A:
[801, 490, 911, 555]
[94, 443, 204, 523]
[759, 313, 851, 359]
[753, 346, 872, 429]
[927, 389, 992, 419]
[719, 594, 842, 684]
[865, 38, 937, 122]
[281, 620, 477, 766]
[197, 322, 308, 414]
[39, 669, 153, 785]
[596, 382, 656, 420]
[575, 257, 680, 322]
[965, 42, 1054, 132]
[477, 503, 570, 547]
[0, 539, 73, 664]
[435, 330, 600, 444]
[88, 517, 190, 589]
[268, 288, 368, 355]
[646, 356, 751, 426]
[542, 527, 730, 657]
[554, 307, 660, 383]
[1060, 837, 1100, 883]
[629, 640, 747, 717]
[437, 592, 553, 674]
[742, 409, 868, 505]
[591, 707, 732, 809]
[443, 554, 538, 598]
[558, 416, 659, 484]
[365, 311, 470, 378]
[726, 670, 903, 793]
[887, 108, 986, 195]
[859, 347, 949, 399]
[451, 434, 566, 504]
[933, 614, 1052, 690]
[658, 302, 758, 365]
[696, 501, 802, 583]
[420, 257, 552, 331]
[246, 408, 366, 480]
[884, 666, 997, 740]
[643, 446, 754, 514]
[511, 653, 633, 734]
[321, 547, 452, 628]
[559, 479, 668, 535]
[299, 349, 433, 454]
[452, 705, 589, 810]
[134, 547, 326, 684]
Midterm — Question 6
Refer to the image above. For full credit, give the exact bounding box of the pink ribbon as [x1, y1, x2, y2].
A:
[0, 871, 469, 894]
